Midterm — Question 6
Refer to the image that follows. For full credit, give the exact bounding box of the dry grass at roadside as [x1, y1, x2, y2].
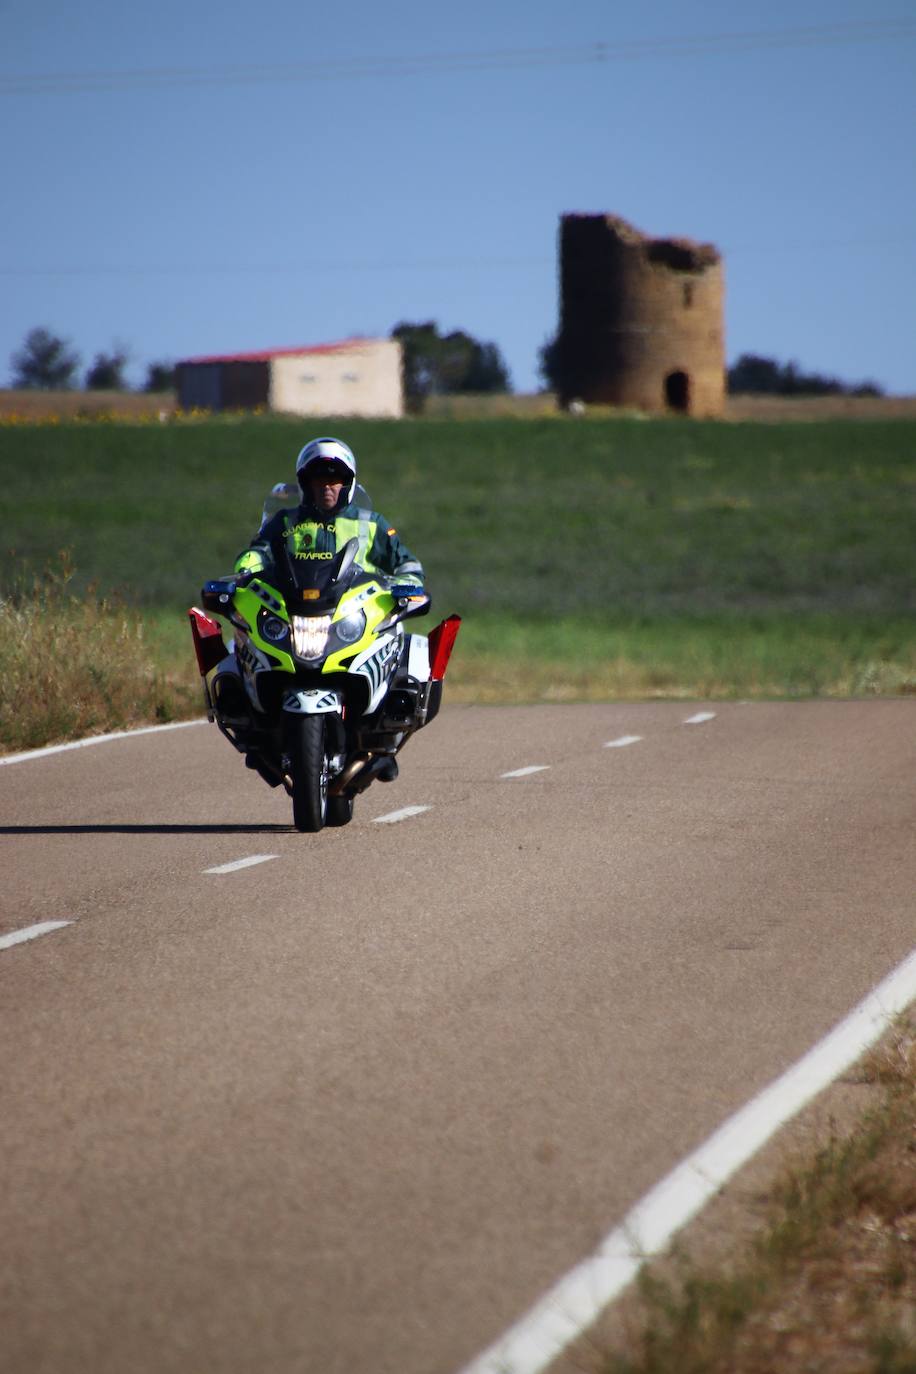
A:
[3, 591, 915, 754]
[0, 388, 177, 421]
[445, 654, 916, 705]
[4, 389, 915, 425]
[444, 614, 916, 705]
[588, 1020, 916, 1374]
[0, 557, 199, 753]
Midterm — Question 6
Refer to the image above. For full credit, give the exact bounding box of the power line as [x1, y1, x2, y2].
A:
[2, 17, 914, 95]
[0, 257, 552, 277]
[2, 234, 914, 278]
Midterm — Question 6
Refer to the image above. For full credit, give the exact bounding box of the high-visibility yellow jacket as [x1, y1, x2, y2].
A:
[234, 500, 425, 586]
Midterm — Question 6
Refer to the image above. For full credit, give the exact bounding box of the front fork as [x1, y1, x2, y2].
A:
[281, 689, 347, 787]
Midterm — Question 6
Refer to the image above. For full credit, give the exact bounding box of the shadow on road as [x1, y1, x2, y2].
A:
[0, 824, 296, 835]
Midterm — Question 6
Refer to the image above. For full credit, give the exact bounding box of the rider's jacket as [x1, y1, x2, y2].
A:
[234, 499, 425, 587]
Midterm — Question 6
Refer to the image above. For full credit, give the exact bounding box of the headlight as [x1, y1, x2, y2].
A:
[292, 615, 332, 660]
[334, 609, 366, 645]
[260, 614, 288, 643]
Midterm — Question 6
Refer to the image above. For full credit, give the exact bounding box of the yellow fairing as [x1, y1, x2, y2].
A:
[322, 582, 397, 673]
[235, 583, 295, 672]
[235, 578, 398, 676]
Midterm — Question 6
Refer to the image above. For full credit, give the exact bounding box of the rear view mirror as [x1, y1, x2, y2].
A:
[201, 578, 237, 613]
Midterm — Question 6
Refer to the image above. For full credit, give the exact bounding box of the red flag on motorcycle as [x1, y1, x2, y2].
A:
[188, 607, 228, 676]
[428, 615, 461, 680]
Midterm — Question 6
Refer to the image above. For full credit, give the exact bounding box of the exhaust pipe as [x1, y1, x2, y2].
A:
[350, 755, 398, 793]
[328, 752, 397, 797]
[328, 754, 371, 797]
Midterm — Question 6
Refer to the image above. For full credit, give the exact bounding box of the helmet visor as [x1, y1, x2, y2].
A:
[301, 461, 351, 485]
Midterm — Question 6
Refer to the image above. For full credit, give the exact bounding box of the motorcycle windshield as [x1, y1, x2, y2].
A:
[281, 535, 371, 611]
[259, 482, 299, 531]
[259, 480, 373, 532]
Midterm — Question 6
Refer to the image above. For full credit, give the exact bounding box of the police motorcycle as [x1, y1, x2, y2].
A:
[189, 483, 460, 832]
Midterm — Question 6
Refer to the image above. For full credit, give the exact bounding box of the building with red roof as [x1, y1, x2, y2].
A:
[176, 337, 403, 417]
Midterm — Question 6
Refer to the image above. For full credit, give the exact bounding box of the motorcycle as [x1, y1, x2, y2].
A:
[188, 483, 460, 832]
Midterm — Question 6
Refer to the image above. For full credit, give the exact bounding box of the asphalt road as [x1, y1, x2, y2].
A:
[1, 701, 914, 1374]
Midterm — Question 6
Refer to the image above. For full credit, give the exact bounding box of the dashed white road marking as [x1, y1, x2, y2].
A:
[684, 711, 717, 725]
[204, 854, 279, 875]
[0, 718, 206, 766]
[373, 805, 432, 824]
[604, 735, 643, 749]
[458, 946, 916, 1374]
[501, 766, 550, 779]
[0, 920, 73, 951]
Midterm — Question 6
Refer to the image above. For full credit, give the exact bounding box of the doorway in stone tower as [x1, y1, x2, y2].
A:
[665, 370, 690, 413]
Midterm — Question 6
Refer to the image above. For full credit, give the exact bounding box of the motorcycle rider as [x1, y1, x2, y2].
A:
[234, 436, 425, 590]
[231, 436, 425, 787]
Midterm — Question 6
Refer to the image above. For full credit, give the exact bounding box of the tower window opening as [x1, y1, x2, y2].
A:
[665, 370, 690, 413]
[683, 283, 694, 308]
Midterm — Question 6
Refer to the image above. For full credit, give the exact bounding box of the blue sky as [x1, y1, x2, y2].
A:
[3, 1, 914, 393]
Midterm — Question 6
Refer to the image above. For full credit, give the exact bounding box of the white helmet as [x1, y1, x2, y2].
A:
[295, 437, 357, 504]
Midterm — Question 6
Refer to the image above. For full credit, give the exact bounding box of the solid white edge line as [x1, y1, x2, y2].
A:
[684, 711, 716, 725]
[501, 766, 550, 779]
[204, 854, 279, 875]
[0, 920, 74, 951]
[457, 946, 916, 1374]
[0, 718, 206, 766]
[373, 805, 432, 824]
[604, 736, 643, 749]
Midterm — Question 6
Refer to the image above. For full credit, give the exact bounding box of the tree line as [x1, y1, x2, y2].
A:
[9, 329, 176, 394]
[9, 326, 884, 404]
[7, 323, 512, 409]
[537, 340, 885, 398]
[724, 353, 883, 398]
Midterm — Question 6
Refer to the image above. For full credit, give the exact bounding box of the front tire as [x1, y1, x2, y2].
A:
[290, 716, 329, 832]
[326, 794, 354, 827]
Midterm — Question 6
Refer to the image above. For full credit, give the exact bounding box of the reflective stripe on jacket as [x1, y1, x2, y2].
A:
[234, 502, 424, 584]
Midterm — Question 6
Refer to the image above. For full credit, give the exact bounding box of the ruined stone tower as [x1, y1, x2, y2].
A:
[555, 213, 725, 416]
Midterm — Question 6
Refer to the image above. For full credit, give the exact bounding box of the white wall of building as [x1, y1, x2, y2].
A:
[269, 340, 403, 418]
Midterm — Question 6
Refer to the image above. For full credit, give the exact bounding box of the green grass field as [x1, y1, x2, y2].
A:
[1, 413, 914, 748]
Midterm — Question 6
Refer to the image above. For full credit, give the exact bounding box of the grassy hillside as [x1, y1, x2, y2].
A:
[1, 413, 914, 747]
[3, 414, 914, 613]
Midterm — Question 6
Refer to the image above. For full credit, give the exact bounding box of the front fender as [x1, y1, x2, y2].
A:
[282, 688, 344, 715]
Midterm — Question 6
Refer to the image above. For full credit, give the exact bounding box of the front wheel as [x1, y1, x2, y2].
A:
[290, 716, 329, 832]
[326, 793, 354, 827]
